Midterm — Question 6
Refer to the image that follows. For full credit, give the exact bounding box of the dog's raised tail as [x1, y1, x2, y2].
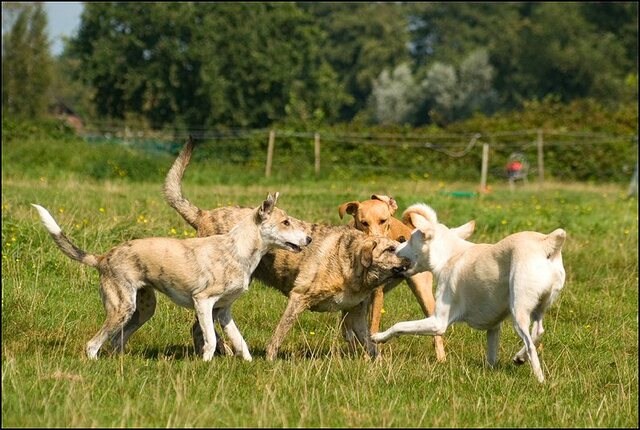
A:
[32, 204, 99, 268]
[163, 136, 201, 229]
[543, 228, 566, 258]
[402, 203, 438, 229]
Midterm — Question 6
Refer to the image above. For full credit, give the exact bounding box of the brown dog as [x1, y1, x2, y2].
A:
[338, 195, 446, 362]
[164, 138, 412, 360]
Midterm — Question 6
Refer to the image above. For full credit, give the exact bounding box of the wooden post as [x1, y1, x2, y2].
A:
[265, 130, 275, 178]
[628, 161, 638, 198]
[537, 129, 544, 184]
[480, 142, 489, 192]
[314, 132, 320, 175]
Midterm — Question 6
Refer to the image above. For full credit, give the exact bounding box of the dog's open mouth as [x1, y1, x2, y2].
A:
[392, 264, 410, 276]
[284, 242, 302, 253]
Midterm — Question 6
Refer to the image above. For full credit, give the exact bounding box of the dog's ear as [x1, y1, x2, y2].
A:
[338, 201, 359, 219]
[258, 192, 279, 220]
[413, 225, 434, 243]
[451, 220, 475, 239]
[371, 194, 398, 215]
[360, 238, 378, 268]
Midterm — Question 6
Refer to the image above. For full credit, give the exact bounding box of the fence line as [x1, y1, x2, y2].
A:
[80, 125, 638, 185]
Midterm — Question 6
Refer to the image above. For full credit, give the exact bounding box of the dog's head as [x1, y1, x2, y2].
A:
[256, 192, 312, 253]
[359, 236, 413, 284]
[396, 203, 475, 275]
[338, 194, 398, 238]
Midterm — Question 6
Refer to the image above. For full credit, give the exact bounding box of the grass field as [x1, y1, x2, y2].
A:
[2, 135, 638, 427]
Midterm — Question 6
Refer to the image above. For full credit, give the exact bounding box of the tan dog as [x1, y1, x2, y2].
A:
[164, 138, 411, 360]
[32, 193, 312, 361]
[338, 195, 446, 362]
[372, 203, 567, 383]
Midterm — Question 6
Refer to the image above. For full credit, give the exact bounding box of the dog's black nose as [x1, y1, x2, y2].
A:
[392, 265, 407, 274]
[306, 236, 312, 245]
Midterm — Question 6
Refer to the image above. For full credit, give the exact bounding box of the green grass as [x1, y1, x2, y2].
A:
[2, 134, 638, 427]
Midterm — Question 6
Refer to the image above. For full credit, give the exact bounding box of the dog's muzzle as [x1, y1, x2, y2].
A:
[284, 236, 311, 253]
[285, 242, 303, 252]
[392, 264, 410, 277]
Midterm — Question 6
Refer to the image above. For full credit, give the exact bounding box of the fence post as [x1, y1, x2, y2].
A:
[628, 160, 638, 198]
[314, 132, 320, 175]
[537, 129, 544, 184]
[480, 142, 489, 192]
[265, 129, 275, 178]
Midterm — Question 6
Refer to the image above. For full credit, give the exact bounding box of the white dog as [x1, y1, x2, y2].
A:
[371, 203, 566, 383]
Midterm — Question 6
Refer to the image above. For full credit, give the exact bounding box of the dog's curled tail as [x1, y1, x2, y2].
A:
[402, 203, 438, 228]
[543, 228, 566, 258]
[163, 136, 201, 229]
[32, 204, 99, 267]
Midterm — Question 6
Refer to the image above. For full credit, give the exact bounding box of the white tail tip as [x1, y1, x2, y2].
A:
[31, 204, 62, 235]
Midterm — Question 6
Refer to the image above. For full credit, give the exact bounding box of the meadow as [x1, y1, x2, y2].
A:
[2, 133, 638, 427]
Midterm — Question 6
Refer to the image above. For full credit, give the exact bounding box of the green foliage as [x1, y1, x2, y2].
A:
[408, 2, 637, 111]
[301, 3, 411, 121]
[370, 63, 418, 125]
[67, 3, 351, 129]
[2, 3, 53, 119]
[55, 3, 638, 129]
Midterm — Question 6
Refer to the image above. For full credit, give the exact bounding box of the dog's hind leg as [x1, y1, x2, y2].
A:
[511, 309, 545, 383]
[266, 293, 309, 361]
[217, 307, 252, 361]
[486, 323, 502, 367]
[191, 318, 230, 357]
[110, 286, 157, 353]
[512, 313, 545, 365]
[86, 280, 136, 359]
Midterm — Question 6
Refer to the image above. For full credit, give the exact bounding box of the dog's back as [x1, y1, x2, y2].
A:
[184, 204, 350, 297]
[447, 229, 566, 329]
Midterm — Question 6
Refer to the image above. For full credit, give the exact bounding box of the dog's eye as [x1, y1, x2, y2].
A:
[282, 220, 290, 226]
[385, 246, 396, 253]
[398, 236, 406, 243]
[361, 221, 369, 227]
[380, 219, 387, 225]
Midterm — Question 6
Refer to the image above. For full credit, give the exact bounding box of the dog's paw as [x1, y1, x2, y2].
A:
[512, 355, 527, 365]
[370, 333, 388, 344]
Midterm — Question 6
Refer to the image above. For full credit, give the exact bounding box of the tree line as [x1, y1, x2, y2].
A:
[2, 2, 638, 129]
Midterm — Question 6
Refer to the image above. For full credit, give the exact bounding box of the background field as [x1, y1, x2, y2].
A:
[2, 131, 638, 427]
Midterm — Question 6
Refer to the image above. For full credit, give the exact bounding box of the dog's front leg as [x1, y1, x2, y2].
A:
[193, 295, 219, 361]
[368, 286, 385, 335]
[266, 293, 309, 361]
[217, 307, 252, 361]
[406, 271, 447, 362]
[371, 316, 447, 344]
[344, 300, 378, 359]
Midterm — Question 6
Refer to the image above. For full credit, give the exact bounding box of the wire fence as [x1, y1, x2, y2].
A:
[79, 121, 638, 186]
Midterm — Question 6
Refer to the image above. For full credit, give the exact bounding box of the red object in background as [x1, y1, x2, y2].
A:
[507, 161, 523, 172]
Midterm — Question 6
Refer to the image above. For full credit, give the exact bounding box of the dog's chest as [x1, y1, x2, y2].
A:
[311, 290, 367, 312]
[214, 278, 250, 308]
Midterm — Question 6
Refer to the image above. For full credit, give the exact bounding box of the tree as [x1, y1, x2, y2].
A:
[67, 3, 350, 129]
[370, 63, 418, 125]
[301, 3, 411, 121]
[2, 3, 53, 118]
